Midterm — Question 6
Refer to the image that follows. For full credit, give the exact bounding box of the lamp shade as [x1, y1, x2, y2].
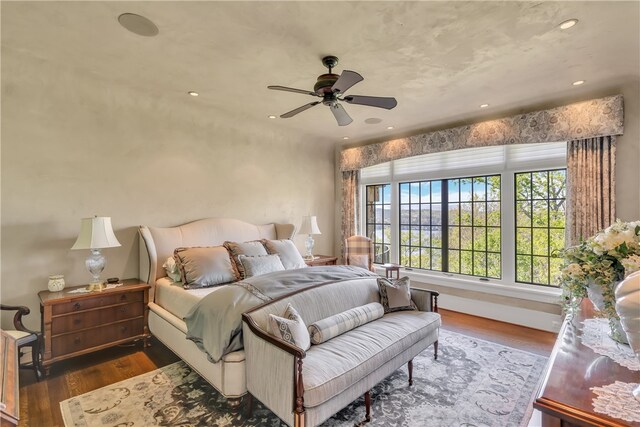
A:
[71, 216, 121, 250]
[299, 215, 321, 235]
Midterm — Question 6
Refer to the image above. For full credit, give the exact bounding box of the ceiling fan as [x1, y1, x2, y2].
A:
[268, 56, 398, 126]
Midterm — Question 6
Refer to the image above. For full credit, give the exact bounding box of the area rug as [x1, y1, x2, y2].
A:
[60, 330, 547, 427]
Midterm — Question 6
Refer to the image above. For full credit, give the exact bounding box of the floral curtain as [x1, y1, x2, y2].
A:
[566, 136, 617, 246]
[340, 170, 360, 260]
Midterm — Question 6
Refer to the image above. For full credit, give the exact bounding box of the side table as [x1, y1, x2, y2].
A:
[382, 263, 402, 279]
[305, 255, 338, 267]
[39, 279, 150, 376]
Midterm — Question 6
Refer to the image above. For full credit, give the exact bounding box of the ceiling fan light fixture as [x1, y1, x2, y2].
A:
[387, 126, 394, 130]
[343, 136, 350, 140]
[572, 80, 585, 86]
[268, 115, 277, 119]
[480, 103, 489, 108]
[187, 91, 199, 97]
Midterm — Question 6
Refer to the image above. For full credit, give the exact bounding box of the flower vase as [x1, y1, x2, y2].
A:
[587, 280, 629, 344]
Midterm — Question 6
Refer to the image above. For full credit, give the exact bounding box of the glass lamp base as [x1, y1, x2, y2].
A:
[86, 248, 106, 285]
[305, 235, 315, 260]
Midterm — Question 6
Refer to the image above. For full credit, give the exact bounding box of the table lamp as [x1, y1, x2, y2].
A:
[71, 216, 121, 286]
[299, 215, 321, 260]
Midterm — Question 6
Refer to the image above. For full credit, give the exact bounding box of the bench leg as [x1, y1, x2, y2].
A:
[408, 359, 413, 386]
[434, 340, 439, 360]
[365, 390, 371, 422]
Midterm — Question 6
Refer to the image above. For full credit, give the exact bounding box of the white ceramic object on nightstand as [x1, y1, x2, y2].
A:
[614, 270, 640, 402]
[47, 274, 65, 292]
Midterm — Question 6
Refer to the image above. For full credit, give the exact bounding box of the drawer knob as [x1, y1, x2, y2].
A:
[73, 318, 82, 325]
[74, 337, 81, 344]
[119, 307, 127, 314]
[73, 303, 81, 310]
[121, 326, 128, 333]
[120, 294, 128, 301]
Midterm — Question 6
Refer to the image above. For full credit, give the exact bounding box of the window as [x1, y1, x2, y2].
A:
[360, 142, 567, 288]
[515, 169, 566, 286]
[365, 184, 391, 263]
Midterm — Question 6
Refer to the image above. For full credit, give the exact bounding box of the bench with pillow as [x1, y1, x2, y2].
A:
[242, 275, 440, 427]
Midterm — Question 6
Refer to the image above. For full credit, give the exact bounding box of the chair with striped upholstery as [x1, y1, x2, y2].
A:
[344, 235, 375, 272]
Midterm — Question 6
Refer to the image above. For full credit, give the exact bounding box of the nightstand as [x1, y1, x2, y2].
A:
[305, 255, 338, 266]
[38, 279, 150, 376]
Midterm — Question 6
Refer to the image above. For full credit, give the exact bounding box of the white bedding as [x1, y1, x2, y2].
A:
[155, 277, 226, 320]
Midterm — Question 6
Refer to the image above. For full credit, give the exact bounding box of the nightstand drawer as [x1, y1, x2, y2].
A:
[52, 291, 143, 316]
[51, 302, 144, 335]
[51, 318, 144, 357]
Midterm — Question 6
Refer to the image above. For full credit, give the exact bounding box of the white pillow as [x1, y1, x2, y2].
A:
[238, 254, 285, 278]
[163, 256, 182, 282]
[268, 303, 310, 351]
[263, 239, 307, 270]
[348, 254, 370, 269]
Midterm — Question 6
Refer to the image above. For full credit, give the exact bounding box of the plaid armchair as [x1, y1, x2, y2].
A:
[344, 235, 375, 272]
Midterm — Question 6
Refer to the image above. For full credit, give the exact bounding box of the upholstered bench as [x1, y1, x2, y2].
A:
[242, 276, 440, 427]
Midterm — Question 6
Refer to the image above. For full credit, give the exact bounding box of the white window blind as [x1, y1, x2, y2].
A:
[360, 142, 566, 181]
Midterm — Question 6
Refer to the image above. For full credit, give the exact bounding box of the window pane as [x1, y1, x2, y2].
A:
[421, 226, 431, 247]
[410, 204, 420, 224]
[460, 179, 472, 202]
[431, 248, 442, 271]
[533, 228, 549, 256]
[473, 177, 486, 200]
[400, 245, 411, 266]
[431, 181, 442, 203]
[461, 227, 473, 250]
[449, 204, 460, 225]
[532, 200, 548, 227]
[473, 203, 486, 226]
[516, 201, 532, 227]
[420, 206, 432, 225]
[487, 227, 501, 252]
[550, 228, 565, 256]
[420, 182, 431, 202]
[516, 173, 531, 200]
[410, 227, 421, 246]
[449, 179, 459, 203]
[420, 248, 431, 270]
[516, 255, 532, 283]
[432, 227, 443, 248]
[517, 228, 532, 255]
[449, 250, 460, 273]
[400, 183, 410, 204]
[432, 206, 442, 225]
[533, 256, 549, 285]
[487, 253, 501, 278]
[487, 202, 501, 227]
[460, 203, 473, 225]
[410, 182, 420, 202]
[474, 252, 487, 277]
[448, 226, 460, 249]
[549, 200, 565, 228]
[461, 251, 473, 275]
[550, 170, 566, 200]
[487, 176, 501, 201]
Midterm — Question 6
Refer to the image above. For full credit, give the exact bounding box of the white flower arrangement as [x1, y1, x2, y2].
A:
[558, 219, 640, 321]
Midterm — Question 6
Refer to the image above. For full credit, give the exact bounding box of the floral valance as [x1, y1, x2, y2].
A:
[340, 95, 624, 172]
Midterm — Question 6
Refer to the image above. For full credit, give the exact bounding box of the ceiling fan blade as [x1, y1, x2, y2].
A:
[343, 95, 398, 110]
[331, 70, 363, 94]
[268, 85, 319, 97]
[280, 101, 321, 118]
[330, 102, 353, 126]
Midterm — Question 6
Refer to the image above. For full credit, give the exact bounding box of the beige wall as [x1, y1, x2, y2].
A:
[0, 49, 336, 330]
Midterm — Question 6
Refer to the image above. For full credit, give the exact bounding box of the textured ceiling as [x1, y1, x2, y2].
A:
[2, 1, 639, 145]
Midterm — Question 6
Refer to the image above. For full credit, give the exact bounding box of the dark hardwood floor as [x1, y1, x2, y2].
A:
[18, 309, 557, 426]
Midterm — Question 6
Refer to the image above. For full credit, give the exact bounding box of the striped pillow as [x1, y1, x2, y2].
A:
[308, 302, 384, 345]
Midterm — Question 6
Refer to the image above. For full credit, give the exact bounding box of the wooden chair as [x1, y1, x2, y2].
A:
[344, 235, 375, 272]
[1, 305, 42, 381]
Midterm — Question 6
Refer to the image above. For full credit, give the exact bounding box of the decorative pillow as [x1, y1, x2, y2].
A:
[377, 276, 417, 313]
[268, 304, 310, 351]
[163, 256, 182, 282]
[174, 246, 239, 289]
[238, 254, 285, 278]
[308, 302, 384, 345]
[224, 240, 269, 279]
[263, 239, 307, 270]
[348, 254, 370, 270]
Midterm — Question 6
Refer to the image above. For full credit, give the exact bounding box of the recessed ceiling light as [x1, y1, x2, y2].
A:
[268, 115, 277, 119]
[386, 126, 394, 130]
[343, 136, 350, 140]
[480, 104, 489, 108]
[572, 80, 585, 86]
[118, 13, 159, 37]
[559, 19, 578, 30]
[188, 91, 199, 97]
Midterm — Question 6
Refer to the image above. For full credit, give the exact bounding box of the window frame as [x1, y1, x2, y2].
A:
[359, 143, 567, 292]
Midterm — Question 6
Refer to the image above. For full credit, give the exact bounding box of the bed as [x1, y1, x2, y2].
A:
[138, 218, 296, 402]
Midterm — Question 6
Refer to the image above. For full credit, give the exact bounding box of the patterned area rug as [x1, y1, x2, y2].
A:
[60, 330, 546, 427]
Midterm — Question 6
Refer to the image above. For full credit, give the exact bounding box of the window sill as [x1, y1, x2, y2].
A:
[374, 266, 562, 305]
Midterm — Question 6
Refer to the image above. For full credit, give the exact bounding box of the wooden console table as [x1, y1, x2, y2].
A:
[534, 299, 639, 427]
[0, 330, 19, 426]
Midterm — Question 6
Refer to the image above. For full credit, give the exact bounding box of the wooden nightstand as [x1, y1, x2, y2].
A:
[38, 279, 150, 375]
[305, 255, 338, 266]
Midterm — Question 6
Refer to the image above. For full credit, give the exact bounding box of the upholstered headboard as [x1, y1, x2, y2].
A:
[139, 218, 296, 288]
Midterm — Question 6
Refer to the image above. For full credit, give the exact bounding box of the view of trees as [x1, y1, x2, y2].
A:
[515, 169, 566, 286]
[365, 168, 566, 286]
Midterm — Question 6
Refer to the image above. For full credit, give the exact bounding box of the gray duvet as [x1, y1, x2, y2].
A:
[184, 265, 377, 362]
